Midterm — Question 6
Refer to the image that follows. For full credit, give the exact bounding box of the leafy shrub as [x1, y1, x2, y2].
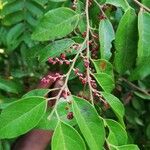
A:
[0, 0, 150, 149]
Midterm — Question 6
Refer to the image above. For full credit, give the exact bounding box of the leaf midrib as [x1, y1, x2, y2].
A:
[0, 100, 46, 132]
[73, 101, 101, 150]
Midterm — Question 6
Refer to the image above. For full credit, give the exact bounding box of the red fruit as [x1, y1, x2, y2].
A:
[82, 78, 87, 85]
[52, 61, 56, 65]
[91, 82, 97, 89]
[65, 60, 71, 65]
[60, 53, 66, 60]
[84, 59, 89, 67]
[62, 90, 67, 99]
[55, 57, 59, 61]
[79, 76, 83, 81]
[48, 58, 54, 63]
[74, 68, 79, 75]
[67, 112, 74, 120]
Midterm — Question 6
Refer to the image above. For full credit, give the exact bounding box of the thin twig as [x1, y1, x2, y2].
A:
[119, 77, 150, 96]
[47, 41, 86, 120]
[133, 0, 150, 12]
[85, 0, 94, 105]
[93, 0, 107, 18]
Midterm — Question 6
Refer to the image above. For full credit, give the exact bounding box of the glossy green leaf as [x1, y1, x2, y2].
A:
[52, 121, 86, 150]
[101, 92, 125, 124]
[72, 96, 105, 150]
[32, 7, 79, 41]
[137, 11, 150, 64]
[105, 119, 127, 146]
[105, 0, 130, 11]
[94, 73, 115, 93]
[23, 89, 50, 98]
[99, 18, 115, 60]
[114, 8, 138, 74]
[110, 144, 140, 150]
[92, 59, 114, 76]
[39, 38, 75, 62]
[0, 96, 47, 139]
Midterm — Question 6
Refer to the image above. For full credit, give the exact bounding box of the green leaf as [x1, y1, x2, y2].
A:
[92, 59, 114, 76]
[6, 23, 25, 51]
[134, 92, 150, 101]
[23, 89, 50, 98]
[101, 92, 125, 124]
[32, 7, 79, 41]
[26, 1, 44, 17]
[130, 58, 150, 80]
[137, 11, 150, 64]
[39, 38, 75, 62]
[99, 18, 115, 60]
[32, 0, 48, 5]
[37, 99, 76, 130]
[0, 140, 10, 150]
[105, 0, 130, 11]
[52, 121, 86, 150]
[94, 73, 115, 93]
[110, 144, 140, 150]
[114, 8, 138, 74]
[2, 11, 24, 26]
[142, 0, 150, 7]
[0, 141, 2, 150]
[1, 1, 24, 16]
[105, 119, 127, 146]
[0, 96, 47, 139]
[0, 78, 22, 94]
[72, 96, 105, 150]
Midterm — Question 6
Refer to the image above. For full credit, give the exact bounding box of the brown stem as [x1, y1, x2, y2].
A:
[133, 0, 150, 12]
[120, 77, 150, 96]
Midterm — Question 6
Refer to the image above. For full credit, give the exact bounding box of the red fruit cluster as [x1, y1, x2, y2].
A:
[41, 73, 62, 84]
[73, 68, 87, 85]
[48, 53, 72, 65]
